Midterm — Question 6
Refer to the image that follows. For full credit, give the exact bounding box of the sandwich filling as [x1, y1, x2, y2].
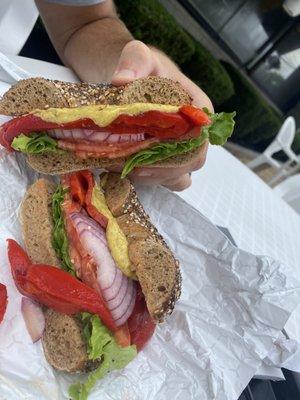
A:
[51, 171, 156, 398]
[0, 103, 235, 176]
[7, 171, 158, 399]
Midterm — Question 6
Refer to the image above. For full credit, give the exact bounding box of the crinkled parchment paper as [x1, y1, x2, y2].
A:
[0, 149, 299, 400]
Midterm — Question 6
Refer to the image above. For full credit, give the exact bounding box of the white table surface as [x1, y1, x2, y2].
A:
[1, 55, 300, 346]
[180, 146, 300, 270]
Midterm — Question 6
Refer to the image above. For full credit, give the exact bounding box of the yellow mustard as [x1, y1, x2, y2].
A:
[32, 103, 179, 127]
[91, 184, 136, 279]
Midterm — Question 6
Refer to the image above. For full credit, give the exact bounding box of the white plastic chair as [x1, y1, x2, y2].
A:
[247, 117, 298, 170]
[273, 174, 300, 214]
[0, 0, 38, 55]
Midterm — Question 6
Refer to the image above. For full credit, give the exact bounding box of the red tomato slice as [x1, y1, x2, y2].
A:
[61, 198, 84, 278]
[114, 323, 131, 348]
[0, 283, 7, 324]
[62, 198, 112, 319]
[127, 285, 156, 351]
[57, 137, 159, 159]
[80, 255, 101, 294]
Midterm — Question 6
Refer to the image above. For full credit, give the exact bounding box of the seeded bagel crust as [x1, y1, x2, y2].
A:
[0, 76, 191, 115]
[103, 173, 181, 323]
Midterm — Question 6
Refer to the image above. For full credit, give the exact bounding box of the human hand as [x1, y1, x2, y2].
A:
[111, 40, 213, 191]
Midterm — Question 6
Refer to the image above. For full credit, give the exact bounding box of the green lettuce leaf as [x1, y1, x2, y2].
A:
[69, 314, 137, 400]
[202, 109, 236, 145]
[121, 110, 235, 177]
[11, 133, 62, 154]
[121, 131, 209, 178]
[81, 312, 111, 360]
[52, 185, 75, 275]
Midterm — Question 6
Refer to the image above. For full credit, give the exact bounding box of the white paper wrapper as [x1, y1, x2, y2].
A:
[263, 332, 300, 372]
[0, 149, 300, 400]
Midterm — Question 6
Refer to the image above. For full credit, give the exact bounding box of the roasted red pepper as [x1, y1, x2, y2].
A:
[7, 239, 117, 332]
[69, 173, 86, 205]
[69, 171, 108, 228]
[127, 285, 156, 351]
[112, 110, 191, 139]
[0, 283, 7, 324]
[27, 264, 117, 331]
[7, 238, 31, 295]
[180, 105, 211, 126]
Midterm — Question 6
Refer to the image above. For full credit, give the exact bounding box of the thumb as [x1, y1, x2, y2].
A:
[111, 40, 156, 85]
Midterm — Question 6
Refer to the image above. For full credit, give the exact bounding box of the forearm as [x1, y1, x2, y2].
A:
[35, 0, 133, 83]
[64, 17, 133, 83]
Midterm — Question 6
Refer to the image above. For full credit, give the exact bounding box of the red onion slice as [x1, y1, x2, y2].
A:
[48, 129, 145, 143]
[90, 131, 110, 141]
[107, 274, 128, 310]
[21, 297, 45, 343]
[71, 219, 107, 246]
[71, 212, 136, 327]
[71, 213, 106, 237]
[103, 267, 123, 298]
[113, 283, 136, 327]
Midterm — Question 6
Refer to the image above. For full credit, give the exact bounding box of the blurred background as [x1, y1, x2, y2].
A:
[19, 0, 300, 181]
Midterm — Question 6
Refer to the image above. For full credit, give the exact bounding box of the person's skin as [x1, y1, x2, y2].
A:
[36, 0, 213, 191]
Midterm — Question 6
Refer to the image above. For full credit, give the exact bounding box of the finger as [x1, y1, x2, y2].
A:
[131, 174, 166, 186]
[132, 142, 208, 180]
[111, 40, 156, 85]
[106, 161, 196, 183]
[192, 141, 209, 171]
[178, 73, 214, 112]
[106, 142, 208, 186]
[131, 172, 192, 191]
[163, 174, 192, 191]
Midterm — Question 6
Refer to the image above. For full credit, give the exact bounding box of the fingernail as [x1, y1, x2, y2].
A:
[113, 69, 136, 80]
